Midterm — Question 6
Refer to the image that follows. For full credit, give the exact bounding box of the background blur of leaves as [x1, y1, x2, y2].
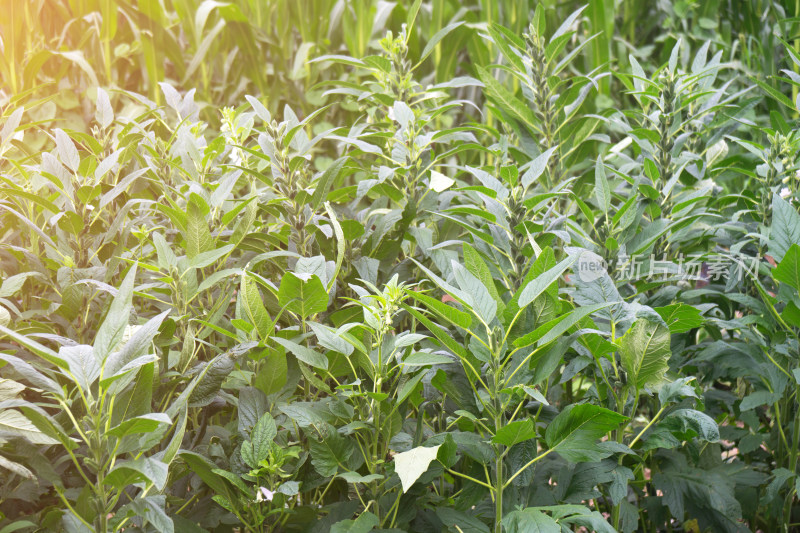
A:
[4, 0, 797, 132]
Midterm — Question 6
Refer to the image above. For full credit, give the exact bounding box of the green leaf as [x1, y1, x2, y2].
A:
[609, 466, 635, 506]
[770, 194, 800, 263]
[106, 457, 169, 490]
[0, 450, 34, 478]
[0, 325, 68, 369]
[560, 510, 616, 533]
[662, 409, 719, 442]
[774, 243, 800, 291]
[54, 128, 79, 172]
[245, 95, 271, 122]
[59, 345, 100, 391]
[476, 65, 541, 134]
[752, 76, 796, 109]
[240, 274, 273, 340]
[0, 410, 59, 444]
[502, 508, 560, 533]
[418, 21, 464, 65]
[279, 402, 334, 428]
[0, 354, 60, 393]
[124, 495, 174, 533]
[152, 232, 177, 270]
[518, 254, 578, 308]
[488, 24, 527, 69]
[451, 261, 497, 323]
[238, 386, 267, 435]
[739, 390, 782, 411]
[396, 371, 426, 405]
[330, 511, 379, 533]
[62, 512, 94, 532]
[95, 87, 114, 129]
[254, 349, 287, 395]
[311, 157, 347, 210]
[406, 290, 473, 330]
[103, 309, 170, 383]
[187, 354, 235, 408]
[0, 378, 24, 401]
[544, 404, 627, 462]
[402, 304, 480, 382]
[618, 319, 671, 391]
[272, 337, 328, 369]
[521, 147, 558, 189]
[436, 433, 458, 468]
[180, 451, 238, 500]
[337, 472, 384, 484]
[394, 332, 428, 348]
[402, 352, 453, 366]
[324, 202, 346, 294]
[187, 244, 234, 269]
[763, 468, 795, 505]
[162, 406, 187, 465]
[435, 508, 491, 533]
[491, 419, 536, 447]
[654, 304, 704, 333]
[278, 272, 328, 318]
[17, 403, 76, 450]
[307, 322, 354, 355]
[243, 413, 276, 467]
[652, 469, 741, 524]
[514, 302, 616, 348]
[111, 360, 153, 428]
[552, 4, 587, 39]
[462, 243, 504, 314]
[1, 106, 24, 146]
[595, 157, 611, 211]
[0, 272, 41, 298]
[94, 265, 137, 362]
[310, 428, 354, 477]
[393, 444, 442, 492]
[658, 377, 699, 406]
[186, 200, 213, 259]
[107, 413, 171, 439]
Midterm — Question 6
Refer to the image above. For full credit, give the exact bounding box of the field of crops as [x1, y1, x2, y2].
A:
[2, 1, 800, 531]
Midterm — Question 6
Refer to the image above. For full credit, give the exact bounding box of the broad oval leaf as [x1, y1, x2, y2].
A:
[491, 419, 536, 447]
[618, 319, 671, 391]
[544, 404, 627, 462]
[278, 272, 328, 319]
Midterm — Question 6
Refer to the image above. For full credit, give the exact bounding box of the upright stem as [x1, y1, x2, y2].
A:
[92, 407, 110, 532]
[494, 379, 504, 533]
[494, 449, 504, 533]
[491, 333, 505, 533]
[784, 384, 800, 528]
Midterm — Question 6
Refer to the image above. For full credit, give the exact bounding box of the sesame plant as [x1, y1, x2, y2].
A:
[2, 2, 800, 533]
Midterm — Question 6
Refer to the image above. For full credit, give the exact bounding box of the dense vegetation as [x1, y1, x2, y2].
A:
[2, 1, 800, 531]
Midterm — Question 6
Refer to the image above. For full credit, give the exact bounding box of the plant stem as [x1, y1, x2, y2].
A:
[445, 468, 494, 491]
[494, 450, 504, 533]
[628, 406, 665, 450]
[784, 384, 800, 528]
[503, 448, 552, 488]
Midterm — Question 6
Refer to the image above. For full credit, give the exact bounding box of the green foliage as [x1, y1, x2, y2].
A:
[1, 1, 800, 532]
